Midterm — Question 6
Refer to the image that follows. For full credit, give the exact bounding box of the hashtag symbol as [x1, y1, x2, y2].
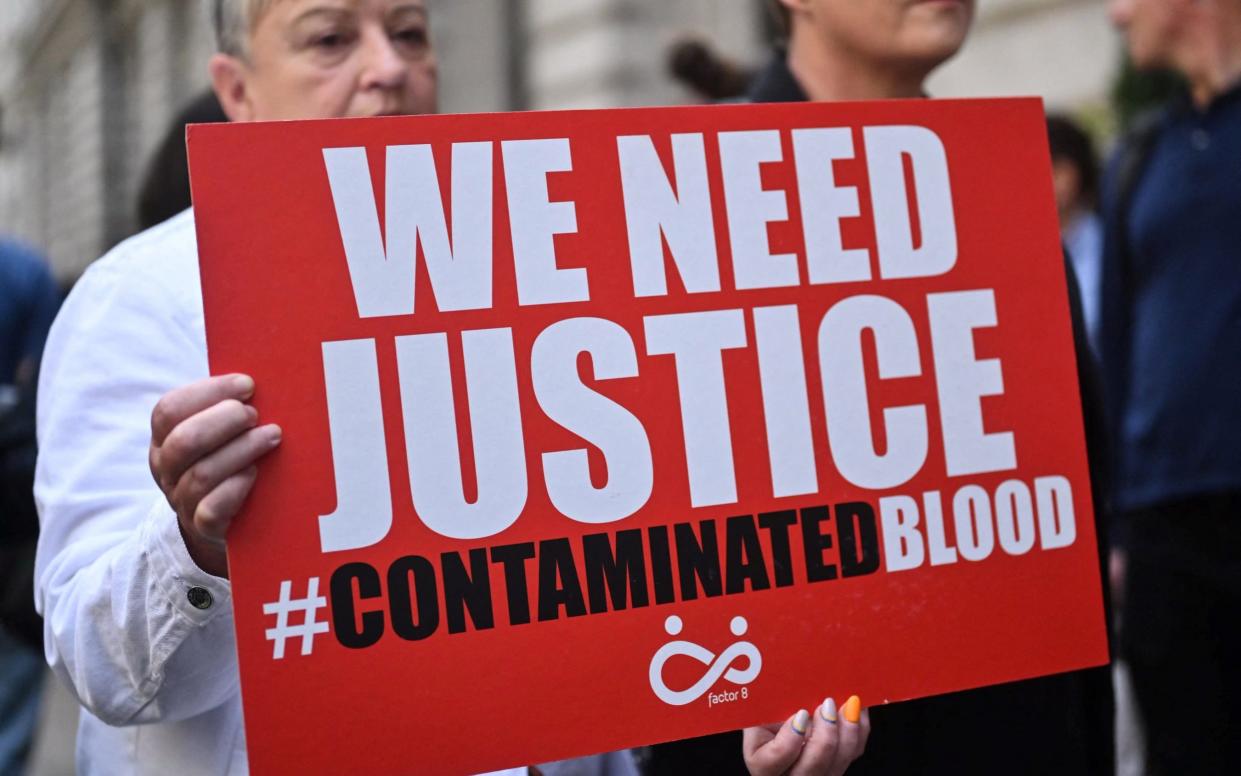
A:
[263, 578, 330, 660]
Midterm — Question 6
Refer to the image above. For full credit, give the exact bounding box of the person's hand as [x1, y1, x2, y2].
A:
[148, 374, 281, 578]
[743, 695, 870, 776]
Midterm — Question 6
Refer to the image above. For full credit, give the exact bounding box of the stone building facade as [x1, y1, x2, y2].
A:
[0, 0, 217, 279]
[0, 0, 1118, 281]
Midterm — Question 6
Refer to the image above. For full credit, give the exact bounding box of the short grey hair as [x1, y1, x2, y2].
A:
[212, 0, 272, 57]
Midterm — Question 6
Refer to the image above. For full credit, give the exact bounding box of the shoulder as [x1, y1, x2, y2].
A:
[70, 209, 202, 318]
[86, 209, 199, 288]
[47, 209, 205, 371]
[38, 210, 210, 438]
[1101, 107, 1171, 212]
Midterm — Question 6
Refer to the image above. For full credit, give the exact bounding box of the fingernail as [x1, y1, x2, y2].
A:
[820, 697, 838, 723]
[266, 424, 283, 444]
[234, 374, 255, 397]
[791, 709, 810, 736]
[843, 695, 862, 724]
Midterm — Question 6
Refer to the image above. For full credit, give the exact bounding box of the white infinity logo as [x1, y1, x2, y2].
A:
[648, 615, 762, 706]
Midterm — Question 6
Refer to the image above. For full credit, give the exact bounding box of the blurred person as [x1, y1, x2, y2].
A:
[1102, 0, 1241, 773]
[1047, 114, 1104, 357]
[32, 1, 862, 775]
[0, 238, 59, 388]
[753, 0, 972, 101]
[137, 91, 229, 231]
[0, 236, 60, 774]
[707, 2, 1115, 774]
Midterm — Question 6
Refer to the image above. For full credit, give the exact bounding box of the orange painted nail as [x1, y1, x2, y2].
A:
[842, 695, 862, 723]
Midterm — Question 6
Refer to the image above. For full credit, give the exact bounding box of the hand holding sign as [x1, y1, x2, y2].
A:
[744, 696, 870, 776]
[148, 373, 281, 578]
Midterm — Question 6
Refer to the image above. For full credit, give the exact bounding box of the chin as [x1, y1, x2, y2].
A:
[905, 35, 968, 70]
[908, 4, 972, 47]
[905, 21, 970, 59]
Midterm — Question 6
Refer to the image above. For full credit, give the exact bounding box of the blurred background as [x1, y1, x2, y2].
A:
[0, 1, 1178, 774]
[0, 0, 1134, 284]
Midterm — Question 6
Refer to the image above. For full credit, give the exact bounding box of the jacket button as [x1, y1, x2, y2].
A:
[187, 587, 213, 610]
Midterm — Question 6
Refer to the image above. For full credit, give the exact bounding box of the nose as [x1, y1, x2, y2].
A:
[358, 27, 408, 93]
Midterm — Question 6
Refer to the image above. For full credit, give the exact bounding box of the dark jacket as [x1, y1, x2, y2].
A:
[1098, 81, 1241, 516]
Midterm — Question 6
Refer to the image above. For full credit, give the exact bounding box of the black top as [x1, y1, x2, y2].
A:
[747, 51, 808, 104]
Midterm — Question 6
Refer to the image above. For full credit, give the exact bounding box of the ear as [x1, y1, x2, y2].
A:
[209, 53, 256, 123]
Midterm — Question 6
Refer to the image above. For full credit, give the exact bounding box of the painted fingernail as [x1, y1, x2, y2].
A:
[234, 374, 255, 396]
[820, 697, 838, 723]
[843, 695, 862, 724]
[792, 709, 810, 736]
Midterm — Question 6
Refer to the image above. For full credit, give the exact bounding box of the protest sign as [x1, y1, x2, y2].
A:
[188, 97, 1108, 774]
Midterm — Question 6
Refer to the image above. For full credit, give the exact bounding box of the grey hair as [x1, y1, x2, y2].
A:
[212, 0, 272, 57]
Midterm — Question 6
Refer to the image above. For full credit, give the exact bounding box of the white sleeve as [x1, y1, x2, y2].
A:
[34, 252, 236, 726]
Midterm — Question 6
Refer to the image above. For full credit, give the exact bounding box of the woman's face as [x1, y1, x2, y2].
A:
[217, 0, 439, 122]
[795, 0, 975, 74]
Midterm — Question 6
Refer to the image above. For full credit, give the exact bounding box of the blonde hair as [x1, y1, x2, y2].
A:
[212, 0, 274, 56]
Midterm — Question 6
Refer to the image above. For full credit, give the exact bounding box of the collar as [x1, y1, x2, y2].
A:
[747, 51, 808, 104]
[1169, 73, 1241, 118]
[746, 50, 935, 104]
[1205, 73, 1241, 113]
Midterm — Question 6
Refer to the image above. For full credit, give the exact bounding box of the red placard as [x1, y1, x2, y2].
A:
[188, 98, 1107, 775]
